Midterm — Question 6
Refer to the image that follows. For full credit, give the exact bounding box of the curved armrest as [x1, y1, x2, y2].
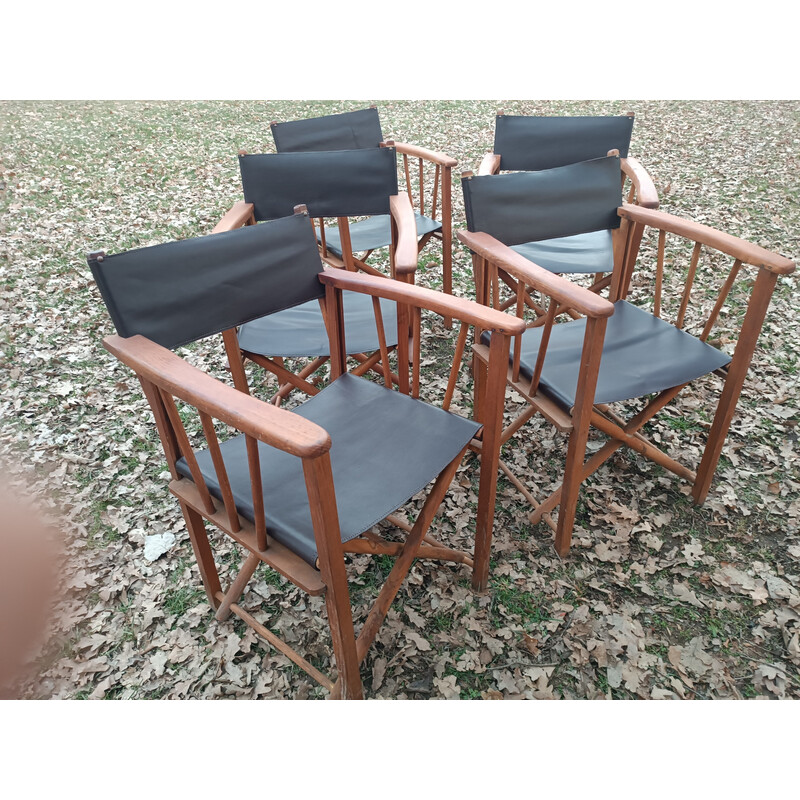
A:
[477, 153, 501, 176]
[103, 334, 331, 458]
[387, 140, 458, 169]
[621, 157, 659, 209]
[319, 270, 525, 336]
[458, 230, 615, 320]
[618, 203, 796, 275]
[390, 192, 420, 276]
[211, 201, 255, 234]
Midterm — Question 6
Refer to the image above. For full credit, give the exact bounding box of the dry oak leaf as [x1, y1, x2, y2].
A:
[711, 565, 770, 604]
[672, 582, 706, 608]
[752, 663, 788, 698]
[433, 675, 461, 699]
[371, 657, 387, 692]
[403, 629, 431, 652]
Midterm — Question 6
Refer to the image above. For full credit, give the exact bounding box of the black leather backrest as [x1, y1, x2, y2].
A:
[494, 114, 634, 171]
[88, 213, 324, 349]
[239, 147, 398, 222]
[462, 156, 622, 245]
[271, 107, 383, 152]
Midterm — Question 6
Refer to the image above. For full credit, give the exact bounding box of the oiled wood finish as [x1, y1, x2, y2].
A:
[391, 140, 458, 168]
[385, 137, 457, 326]
[477, 153, 502, 176]
[389, 192, 419, 275]
[104, 334, 332, 459]
[619, 204, 795, 274]
[302, 452, 362, 700]
[471, 332, 511, 591]
[211, 201, 256, 233]
[620, 157, 659, 208]
[463, 200, 795, 560]
[457, 230, 615, 320]
[319, 264, 527, 336]
[553, 315, 607, 556]
[106, 231, 523, 697]
[172, 480, 325, 594]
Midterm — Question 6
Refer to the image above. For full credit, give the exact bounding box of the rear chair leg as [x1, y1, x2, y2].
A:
[180, 501, 222, 610]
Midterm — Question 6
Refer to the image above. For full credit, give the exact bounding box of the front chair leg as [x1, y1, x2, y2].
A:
[303, 453, 363, 700]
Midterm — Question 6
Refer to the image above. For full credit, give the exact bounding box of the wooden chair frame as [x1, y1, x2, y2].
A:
[477, 112, 659, 321]
[460, 202, 795, 557]
[269, 106, 458, 325]
[103, 263, 524, 698]
[213, 193, 419, 405]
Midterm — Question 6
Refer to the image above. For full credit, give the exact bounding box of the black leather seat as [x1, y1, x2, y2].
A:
[177, 373, 480, 565]
[483, 299, 731, 408]
[320, 212, 441, 258]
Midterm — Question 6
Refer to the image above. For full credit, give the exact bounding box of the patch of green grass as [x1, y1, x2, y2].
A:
[489, 576, 550, 627]
[741, 683, 758, 698]
[646, 643, 669, 659]
[431, 612, 455, 632]
[664, 416, 703, 433]
[162, 585, 205, 616]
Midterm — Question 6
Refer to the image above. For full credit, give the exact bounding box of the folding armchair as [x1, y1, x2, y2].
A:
[477, 113, 658, 305]
[213, 146, 418, 405]
[270, 106, 458, 323]
[459, 158, 795, 557]
[88, 211, 523, 697]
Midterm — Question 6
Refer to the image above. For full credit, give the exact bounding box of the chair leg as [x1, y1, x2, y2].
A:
[472, 333, 510, 592]
[303, 454, 363, 700]
[472, 350, 488, 424]
[693, 268, 778, 504]
[553, 317, 607, 556]
[180, 501, 222, 610]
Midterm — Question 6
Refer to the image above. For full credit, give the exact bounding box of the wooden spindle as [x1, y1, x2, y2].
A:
[701, 259, 743, 341]
[654, 229, 666, 318]
[442, 322, 469, 411]
[139, 376, 180, 479]
[336, 217, 356, 271]
[403, 153, 414, 208]
[431, 164, 440, 220]
[198, 411, 240, 533]
[222, 328, 250, 395]
[159, 389, 216, 515]
[418, 158, 424, 216]
[528, 298, 557, 397]
[244, 434, 267, 551]
[677, 241, 702, 329]
[371, 296, 393, 387]
[411, 307, 421, 399]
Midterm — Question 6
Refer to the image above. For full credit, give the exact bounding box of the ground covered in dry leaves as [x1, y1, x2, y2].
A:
[1, 100, 798, 700]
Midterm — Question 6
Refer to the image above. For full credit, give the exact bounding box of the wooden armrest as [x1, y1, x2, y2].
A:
[318, 270, 526, 336]
[477, 153, 501, 176]
[621, 157, 659, 209]
[386, 140, 458, 169]
[457, 230, 615, 319]
[211, 202, 255, 234]
[618, 203, 796, 275]
[103, 334, 331, 459]
[390, 192, 419, 276]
